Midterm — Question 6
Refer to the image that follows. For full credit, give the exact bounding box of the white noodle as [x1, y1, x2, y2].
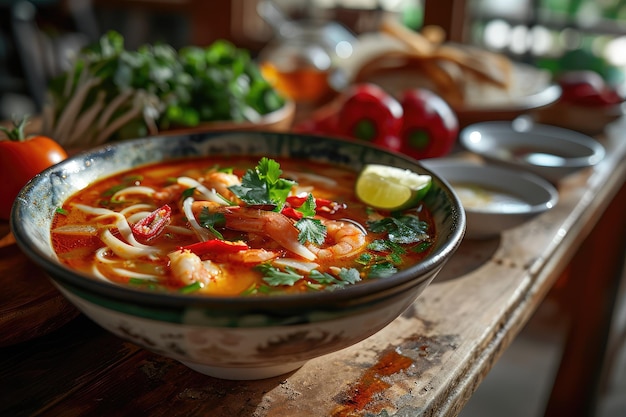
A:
[120, 204, 154, 216]
[182, 196, 211, 242]
[177, 176, 226, 204]
[100, 229, 160, 259]
[272, 258, 320, 273]
[94, 247, 117, 264]
[126, 211, 152, 224]
[73, 204, 156, 250]
[109, 267, 161, 280]
[112, 186, 155, 201]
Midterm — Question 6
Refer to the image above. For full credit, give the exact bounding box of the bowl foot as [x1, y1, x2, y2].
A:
[180, 360, 307, 380]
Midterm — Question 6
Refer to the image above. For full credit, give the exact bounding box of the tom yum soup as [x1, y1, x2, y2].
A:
[51, 157, 435, 296]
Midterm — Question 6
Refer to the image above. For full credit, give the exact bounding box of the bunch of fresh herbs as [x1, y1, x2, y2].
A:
[43, 31, 285, 147]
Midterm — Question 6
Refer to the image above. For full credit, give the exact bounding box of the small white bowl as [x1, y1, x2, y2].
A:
[421, 159, 559, 239]
[459, 120, 605, 183]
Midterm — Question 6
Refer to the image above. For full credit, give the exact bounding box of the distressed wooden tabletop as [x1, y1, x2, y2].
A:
[1, 117, 625, 417]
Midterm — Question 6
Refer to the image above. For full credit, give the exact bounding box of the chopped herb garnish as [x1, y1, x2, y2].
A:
[179, 281, 203, 294]
[295, 193, 317, 217]
[413, 241, 432, 253]
[229, 157, 295, 210]
[368, 262, 398, 278]
[295, 217, 326, 245]
[181, 187, 196, 200]
[55, 207, 68, 215]
[367, 213, 429, 244]
[255, 263, 303, 286]
[198, 207, 225, 240]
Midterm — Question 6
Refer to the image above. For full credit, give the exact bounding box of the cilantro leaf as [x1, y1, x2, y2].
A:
[368, 262, 398, 278]
[367, 213, 429, 244]
[198, 207, 225, 239]
[228, 158, 295, 209]
[296, 193, 317, 217]
[337, 268, 362, 285]
[295, 218, 327, 245]
[309, 267, 361, 290]
[228, 169, 269, 206]
[255, 263, 303, 286]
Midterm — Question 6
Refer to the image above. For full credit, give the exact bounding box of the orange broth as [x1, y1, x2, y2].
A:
[51, 157, 435, 296]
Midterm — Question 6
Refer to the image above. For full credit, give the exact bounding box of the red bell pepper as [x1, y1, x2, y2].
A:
[557, 70, 623, 107]
[180, 239, 249, 256]
[131, 204, 172, 242]
[397, 88, 459, 159]
[335, 83, 403, 149]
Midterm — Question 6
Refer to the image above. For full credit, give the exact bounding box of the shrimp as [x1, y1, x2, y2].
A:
[153, 183, 185, 205]
[222, 208, 317, 261]
[168, 249, 222, 287]
[191, 200, 225, 218]
[167, 249, 262, 295]
[306, 219, 367, 260]
[202, 171, 241, 201]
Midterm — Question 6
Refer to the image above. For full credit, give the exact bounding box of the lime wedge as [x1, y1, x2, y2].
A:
[356, 164, 432, 210]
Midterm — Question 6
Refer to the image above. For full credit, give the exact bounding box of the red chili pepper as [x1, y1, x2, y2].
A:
[285, 195, 333, 208]
[397, 88, 459, 159]
[180, 239, 248, 256]
[335, 83, 403, 149]
[280, 206, 303, 220]
[131, 204, 172, 242]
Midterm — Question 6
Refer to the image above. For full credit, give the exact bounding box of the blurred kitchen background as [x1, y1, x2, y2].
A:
[0, 1, 624, 416]
[1, 0, 626, 119]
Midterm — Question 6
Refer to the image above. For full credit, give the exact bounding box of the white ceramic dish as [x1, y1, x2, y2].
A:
[459, 120, 606, 182]
[421, 159, 559, 239]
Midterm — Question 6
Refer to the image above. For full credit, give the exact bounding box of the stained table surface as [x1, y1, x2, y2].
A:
[1, 117, 625, 417]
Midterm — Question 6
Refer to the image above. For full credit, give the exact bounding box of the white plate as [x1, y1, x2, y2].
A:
[421, 159, 559, 239]
[459, 120, 606, 182]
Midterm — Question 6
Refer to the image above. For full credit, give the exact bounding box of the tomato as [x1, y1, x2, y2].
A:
[0, 118, 68, 220]
[397, 88, 459, 159]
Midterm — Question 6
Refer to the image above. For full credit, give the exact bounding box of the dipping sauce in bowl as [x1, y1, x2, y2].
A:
[451, 182, 533, 213]
[422, 159, 558, 239]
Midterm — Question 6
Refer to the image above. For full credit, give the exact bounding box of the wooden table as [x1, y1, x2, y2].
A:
[1, 116, 625, 417]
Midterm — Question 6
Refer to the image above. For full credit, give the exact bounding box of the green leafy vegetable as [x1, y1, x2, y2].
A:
[255, 263, 303, 287]
[367, 213, 429, 244]
[229, 157, 295, 209]
[198, 208, 225, 240]
[43, 31, 286, 146]
[295, 193, 317, 217]
[295, 218, 326, 245]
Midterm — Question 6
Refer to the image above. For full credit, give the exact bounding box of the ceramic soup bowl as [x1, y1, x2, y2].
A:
[11, 131, 465, 380]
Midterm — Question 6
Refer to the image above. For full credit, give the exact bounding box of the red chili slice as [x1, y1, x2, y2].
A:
[285, 196, 334, 208]
[180, 239, 249, 256]
[131, 204, 172, 242]
[281, 206, 304, 220]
